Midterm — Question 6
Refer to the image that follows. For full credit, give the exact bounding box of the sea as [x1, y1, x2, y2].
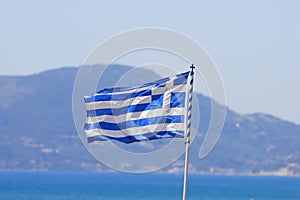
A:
[0, 171, 299, 200]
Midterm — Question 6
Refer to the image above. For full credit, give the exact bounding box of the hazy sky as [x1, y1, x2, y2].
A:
[1, 0, 299, 124]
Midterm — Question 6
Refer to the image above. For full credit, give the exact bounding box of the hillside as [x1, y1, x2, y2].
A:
[0, 65, 300, 175]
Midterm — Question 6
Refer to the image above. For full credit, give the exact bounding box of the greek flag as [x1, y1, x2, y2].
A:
[84, 71, 190, 143]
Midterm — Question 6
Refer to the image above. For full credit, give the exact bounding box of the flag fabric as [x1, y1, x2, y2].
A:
[84, 71, 190, 143]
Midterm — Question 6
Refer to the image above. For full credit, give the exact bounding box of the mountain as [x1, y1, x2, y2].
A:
[0, 65, 300, 176]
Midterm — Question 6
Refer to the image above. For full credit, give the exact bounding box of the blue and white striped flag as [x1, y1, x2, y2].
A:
[84, 71, 191, 143]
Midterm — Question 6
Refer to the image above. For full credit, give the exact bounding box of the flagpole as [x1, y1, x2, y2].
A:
[183, 64, 195, 200]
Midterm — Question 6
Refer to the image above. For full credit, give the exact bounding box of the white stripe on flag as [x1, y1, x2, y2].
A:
[85, 107, 185, 124]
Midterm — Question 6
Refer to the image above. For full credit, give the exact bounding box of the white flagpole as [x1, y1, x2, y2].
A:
[183, 64, 195, 200]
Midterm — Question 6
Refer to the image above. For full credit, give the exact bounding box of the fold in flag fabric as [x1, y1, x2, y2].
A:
[84, 71, 190, 143]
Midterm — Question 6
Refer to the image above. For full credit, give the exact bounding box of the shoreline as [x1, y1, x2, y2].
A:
[0, 169, 299, 178]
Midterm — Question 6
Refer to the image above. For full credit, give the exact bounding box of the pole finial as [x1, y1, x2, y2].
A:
[190, 64, 195, 74]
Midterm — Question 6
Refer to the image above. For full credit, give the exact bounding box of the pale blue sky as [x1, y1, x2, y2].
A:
[1, 0, 299, 123]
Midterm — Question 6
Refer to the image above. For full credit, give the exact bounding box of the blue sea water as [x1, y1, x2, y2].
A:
[0, 172, 299, 200]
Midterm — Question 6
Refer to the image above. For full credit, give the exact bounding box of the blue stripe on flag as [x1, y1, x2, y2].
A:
[84, 115, 184, 130]
[87, 130, 185, 143]
[85, 89, 151, 103]
[86, 96, 165, 117]
[95, 71, 189, 94]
